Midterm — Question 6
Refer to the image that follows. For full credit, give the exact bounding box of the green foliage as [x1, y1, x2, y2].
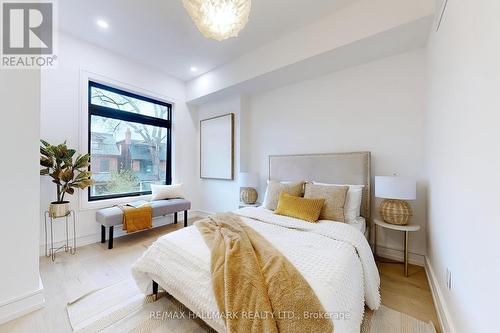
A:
[40, 140, 94, 202]
[105, 169, 139, 194]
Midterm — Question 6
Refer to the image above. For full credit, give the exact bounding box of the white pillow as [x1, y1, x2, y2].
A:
[313, 182, 364, 222]
[150, 184, 184, 201]
[344, 188, 363, 221]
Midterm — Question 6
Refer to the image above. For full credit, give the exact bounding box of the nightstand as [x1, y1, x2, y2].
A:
[238, 202, 261, 209]
[373, 218, 420, 277]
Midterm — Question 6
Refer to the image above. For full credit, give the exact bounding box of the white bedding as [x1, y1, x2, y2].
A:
[132, 207, 380, 333]
[348, 216, 366, 235]
[257, 207, 367, 235]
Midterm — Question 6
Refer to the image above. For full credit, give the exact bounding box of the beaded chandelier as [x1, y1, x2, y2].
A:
[183, 0, 252, 41]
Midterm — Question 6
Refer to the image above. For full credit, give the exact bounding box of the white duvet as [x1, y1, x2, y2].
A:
[132, 207, 381, 333]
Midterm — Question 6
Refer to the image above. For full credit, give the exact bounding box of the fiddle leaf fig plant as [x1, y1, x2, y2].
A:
[40, 140, 94, 202]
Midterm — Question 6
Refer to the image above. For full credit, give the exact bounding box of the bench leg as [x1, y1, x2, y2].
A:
[174, 212, 178, 224]
[101, 225, 106, 243]
[184, 210, 188, 227]
[152, 280, 159, 301]
[108, 226, 114, 249]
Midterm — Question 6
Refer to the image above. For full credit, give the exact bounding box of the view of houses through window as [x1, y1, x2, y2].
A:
[88, 82, 172, 200]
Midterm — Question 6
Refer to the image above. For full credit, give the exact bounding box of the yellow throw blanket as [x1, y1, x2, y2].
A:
[195, 213, 334, 333]
[119, 205, 153, 233]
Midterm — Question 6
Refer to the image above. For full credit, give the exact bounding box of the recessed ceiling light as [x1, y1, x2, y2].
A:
[96, 19, 109, 29]
[190, 66, 198, 72]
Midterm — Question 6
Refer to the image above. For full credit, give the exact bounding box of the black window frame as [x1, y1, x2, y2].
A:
[88, 81, 172, 202]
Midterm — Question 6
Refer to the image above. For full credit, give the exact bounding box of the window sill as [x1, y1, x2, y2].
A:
[79, 193, 153, 211]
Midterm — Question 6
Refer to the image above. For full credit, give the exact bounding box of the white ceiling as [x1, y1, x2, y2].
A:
[59, 0, 356, 81]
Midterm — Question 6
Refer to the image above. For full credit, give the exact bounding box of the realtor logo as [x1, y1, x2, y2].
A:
[1, 1, 57, 68]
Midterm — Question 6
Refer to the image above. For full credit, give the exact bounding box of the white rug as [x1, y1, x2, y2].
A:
[67, 279, 436, 333]
[362, 306, 436, 333]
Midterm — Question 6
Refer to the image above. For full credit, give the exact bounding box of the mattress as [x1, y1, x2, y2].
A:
[348, 216, 366, 235]
[132, 208, 380, 333]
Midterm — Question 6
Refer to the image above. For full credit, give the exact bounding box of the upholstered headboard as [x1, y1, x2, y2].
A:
[269, 152, 371, 219]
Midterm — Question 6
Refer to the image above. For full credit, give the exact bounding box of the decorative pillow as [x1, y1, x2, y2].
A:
[304, 183, 349, 222]
[150, 184, 184, 200]
[263, 180, 304, 210]
[343, 188, 363, 221]
[275, 193, 325, 223]
[313, 182, 364, 222]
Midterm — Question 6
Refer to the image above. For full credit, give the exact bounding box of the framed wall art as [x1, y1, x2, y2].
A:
[200, 113, 234, 180]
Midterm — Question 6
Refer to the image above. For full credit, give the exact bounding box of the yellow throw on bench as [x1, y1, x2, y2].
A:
[195, 213, 333, 333]
[119, 204, 153, 233]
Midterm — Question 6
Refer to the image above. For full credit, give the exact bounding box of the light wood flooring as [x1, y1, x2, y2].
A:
[377, 260, 440, 332]
[0, 219, 441, 333]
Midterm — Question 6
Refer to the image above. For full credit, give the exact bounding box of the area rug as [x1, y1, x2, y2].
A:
[67, 279, 436, 333]
[362, 306, 436, 333]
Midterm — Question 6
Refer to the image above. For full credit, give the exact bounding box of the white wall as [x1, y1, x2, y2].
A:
[425, 1, 500, 332]
[40, 32, 198, 248]
[194, 96, 244, 213]
[195, 49, 428, 259]
[0, 70, 43, 323]
[247, 49, 427, 258]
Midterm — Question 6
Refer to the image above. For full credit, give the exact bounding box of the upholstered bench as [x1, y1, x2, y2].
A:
[96, 199, 191, 249]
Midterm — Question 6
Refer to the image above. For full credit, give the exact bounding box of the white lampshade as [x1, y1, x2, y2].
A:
[375, 176, 416, 200]
[239, 172, 259, 188]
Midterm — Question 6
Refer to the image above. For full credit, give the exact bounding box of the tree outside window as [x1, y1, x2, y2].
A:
[88, 82, 171, 201]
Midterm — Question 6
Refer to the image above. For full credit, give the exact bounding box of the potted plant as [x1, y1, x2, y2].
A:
[40, 140, 94, 218]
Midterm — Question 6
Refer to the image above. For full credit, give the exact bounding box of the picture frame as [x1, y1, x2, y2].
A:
[200, 113, 234, 180]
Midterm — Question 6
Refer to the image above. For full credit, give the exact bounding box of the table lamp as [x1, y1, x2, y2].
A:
[239, 172, 259, 204]
[375, 176, 416, 225]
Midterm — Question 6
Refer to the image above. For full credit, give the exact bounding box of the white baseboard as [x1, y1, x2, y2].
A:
[39, 232, 100, 256]
[376, 245, 425, 266]
[0, 277, 45, 325]
[39, 210, 208, 255]
[424, 257, 456, 333]
[192, 209, 213, 218]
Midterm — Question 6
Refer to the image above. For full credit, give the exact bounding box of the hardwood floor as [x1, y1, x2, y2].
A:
[0, 219, 441, 333]
[377, 260, 441, 332]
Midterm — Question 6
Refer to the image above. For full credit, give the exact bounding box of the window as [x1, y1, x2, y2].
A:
[100, 159, 110, 173]
[88, 81, 172, 201]
[140, 160, 153, 173]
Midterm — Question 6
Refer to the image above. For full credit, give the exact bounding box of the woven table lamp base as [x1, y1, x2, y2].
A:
[240, 187, 258, 204]
[379, 199, 413, 225]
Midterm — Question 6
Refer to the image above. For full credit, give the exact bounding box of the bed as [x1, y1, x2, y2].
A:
[132, 152, 380, 333]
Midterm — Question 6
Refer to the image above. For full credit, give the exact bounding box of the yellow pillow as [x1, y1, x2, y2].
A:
[275, 192, 325, 223]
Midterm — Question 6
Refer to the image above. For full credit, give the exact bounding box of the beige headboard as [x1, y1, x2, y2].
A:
[269, 152, 371, 219]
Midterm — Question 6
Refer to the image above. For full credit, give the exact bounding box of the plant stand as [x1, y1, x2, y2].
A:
[44, 210, 76, 261]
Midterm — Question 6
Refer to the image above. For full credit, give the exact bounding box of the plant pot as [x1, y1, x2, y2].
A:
[49, 201, 70, 218]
